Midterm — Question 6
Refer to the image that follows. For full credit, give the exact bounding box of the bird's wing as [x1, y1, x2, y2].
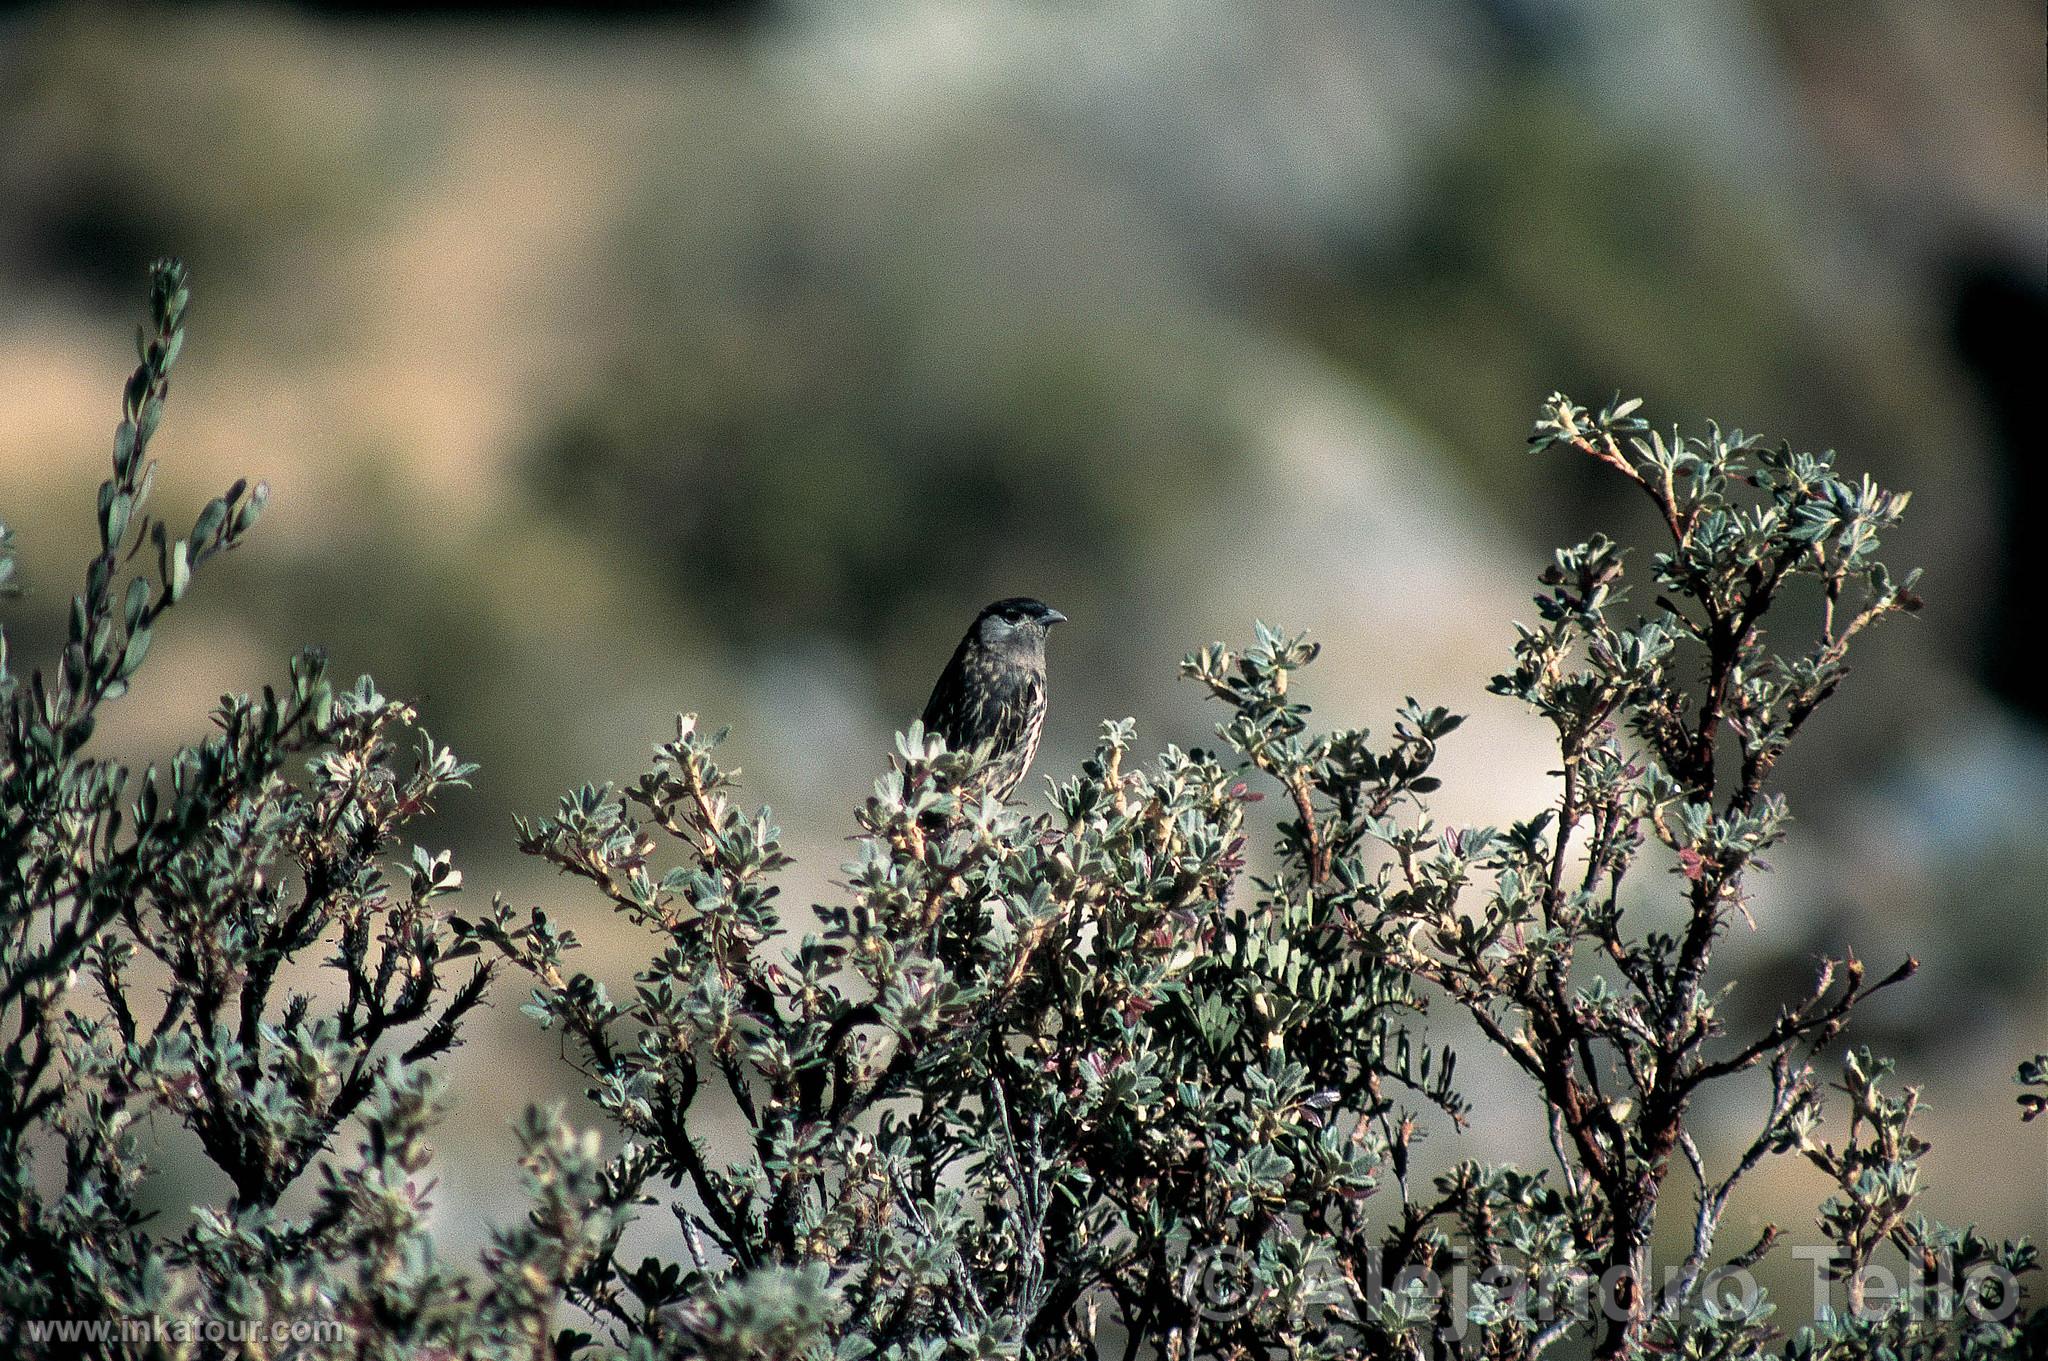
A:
[917, 636, 978, 746]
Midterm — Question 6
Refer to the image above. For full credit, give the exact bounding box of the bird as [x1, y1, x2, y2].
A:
[917, 597, 1067, 803]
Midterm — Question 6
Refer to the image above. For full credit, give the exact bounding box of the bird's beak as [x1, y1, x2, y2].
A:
[1042, 608, 1068, 626]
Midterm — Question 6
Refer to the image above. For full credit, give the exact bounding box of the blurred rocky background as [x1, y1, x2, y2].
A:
[3, 0, 2042, 1308]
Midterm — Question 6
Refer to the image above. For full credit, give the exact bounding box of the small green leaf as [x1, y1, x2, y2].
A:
[123, 576, 149, 631]
[119, 625, 152, 680]
[192, 497, 227, 546]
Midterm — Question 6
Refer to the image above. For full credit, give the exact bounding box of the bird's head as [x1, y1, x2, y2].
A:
[971, 597, 1067, 662]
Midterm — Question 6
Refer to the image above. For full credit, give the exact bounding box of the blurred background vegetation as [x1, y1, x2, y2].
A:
[3, 0, 2042, 1300]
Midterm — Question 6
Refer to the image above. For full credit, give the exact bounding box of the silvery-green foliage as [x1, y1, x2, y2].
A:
[2, 265, 2038, 1361]
[474, 398, 2039, 1358]
[0, 263, 616, 1360]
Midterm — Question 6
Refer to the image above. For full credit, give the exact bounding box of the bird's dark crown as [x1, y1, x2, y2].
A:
[975, 598, 1067, 627]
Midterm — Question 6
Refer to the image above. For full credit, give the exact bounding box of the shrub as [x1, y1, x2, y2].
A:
[2, 263, 2038, 1359]
[2, 261, 550, 1359]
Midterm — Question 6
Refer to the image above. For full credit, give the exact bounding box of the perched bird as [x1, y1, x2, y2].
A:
[918, 597, 1067, 802]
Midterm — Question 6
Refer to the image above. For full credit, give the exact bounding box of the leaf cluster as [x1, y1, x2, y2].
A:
[1, 271, 2037, 1361]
